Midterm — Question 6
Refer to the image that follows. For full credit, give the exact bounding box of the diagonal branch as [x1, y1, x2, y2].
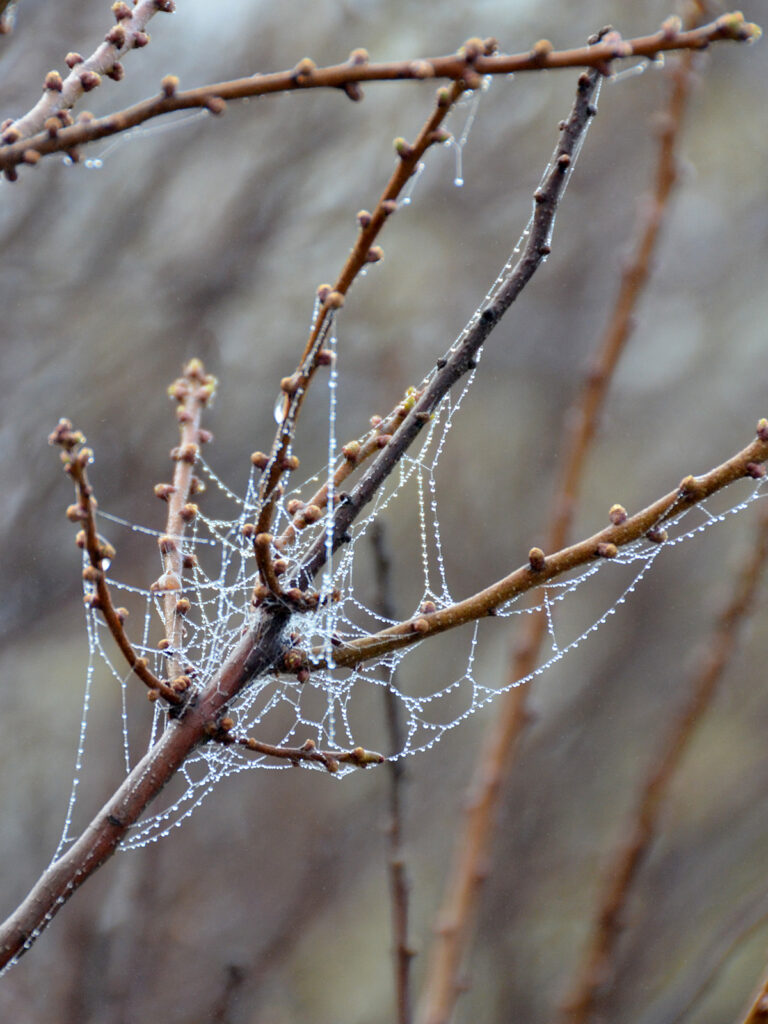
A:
[312, 425, 768, 669]
[295, 64, 603, 590]
[4, 0, 175, 147]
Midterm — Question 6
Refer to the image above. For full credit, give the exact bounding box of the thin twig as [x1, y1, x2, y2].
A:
[48, 419, 182, 706]
[252, 75, 468, 539]
[371, 521, 414, 1024]
[3, 0, 175, 148]
[0, 13, 760, 175]
[151, 359, 216, 684]
[562, 505, 768, 1024]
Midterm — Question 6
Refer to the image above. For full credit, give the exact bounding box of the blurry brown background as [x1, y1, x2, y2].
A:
[1, 1, 767, 1021]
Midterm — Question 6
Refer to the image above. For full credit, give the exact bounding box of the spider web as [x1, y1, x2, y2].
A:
[50, 75, 768, 855]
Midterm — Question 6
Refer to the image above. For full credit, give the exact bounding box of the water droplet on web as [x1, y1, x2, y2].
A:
[273, 393, 288, 424]
[400, 196, 412, 207]
[454, 176, 464, 188]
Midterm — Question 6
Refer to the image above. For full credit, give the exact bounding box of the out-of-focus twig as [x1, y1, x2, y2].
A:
[371, 521, 414, 1024]
[0, 0, 18, 36]
[562, 505, 768, 1024]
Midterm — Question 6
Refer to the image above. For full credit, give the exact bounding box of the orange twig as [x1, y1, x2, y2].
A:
[253, 75, 468, 536]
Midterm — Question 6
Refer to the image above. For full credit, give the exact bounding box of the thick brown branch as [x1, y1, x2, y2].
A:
[0, 14, 759, 174]
[0, 609, 289, 969]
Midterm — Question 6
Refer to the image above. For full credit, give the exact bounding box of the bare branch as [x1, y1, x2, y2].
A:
[0, 14, 760, 175]
[317, 424, 768, 669]
[3, 0, 175, 146]
[48, 419, 182, 706]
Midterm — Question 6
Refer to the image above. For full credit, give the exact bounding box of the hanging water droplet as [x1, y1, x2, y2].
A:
[400, 196, 412, 207]
[101, 558, 111, 571]
[454, 176, 464, 188]
[273, 392, 288, 424]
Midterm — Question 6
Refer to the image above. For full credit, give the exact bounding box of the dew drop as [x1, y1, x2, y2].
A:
[273, 393, 288, 424]
[454, 176, 464, 188]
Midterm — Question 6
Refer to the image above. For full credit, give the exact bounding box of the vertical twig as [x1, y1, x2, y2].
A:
[416, 37, 698, 1024]
[151, 359, 216, 685]
[563, 505, 768, 1023]
[371, 521, 414, 1024]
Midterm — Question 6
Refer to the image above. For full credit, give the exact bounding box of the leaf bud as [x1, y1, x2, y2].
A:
[528, 547, 546, 572]
[45, 70, 63, 92]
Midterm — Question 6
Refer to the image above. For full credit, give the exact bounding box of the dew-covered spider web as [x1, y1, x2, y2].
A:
[51, 70, 768, 857]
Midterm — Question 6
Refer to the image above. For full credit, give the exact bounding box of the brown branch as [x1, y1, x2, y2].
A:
[252, 74, 468, 539]
[0, 600, 290, 969]
[227, 730, 384, 773]
[316, 423, 768, 670]
[562, 504, 768, 1024]
[0, 14, 760, 175]
[48, 419, 181, 706]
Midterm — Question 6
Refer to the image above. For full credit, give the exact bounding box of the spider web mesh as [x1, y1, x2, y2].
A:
[50, 73, 768, 855]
